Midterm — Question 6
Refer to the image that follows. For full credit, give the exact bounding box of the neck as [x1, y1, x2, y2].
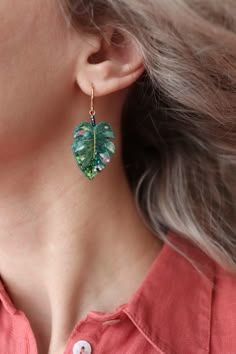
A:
[0, 112, 163, 352]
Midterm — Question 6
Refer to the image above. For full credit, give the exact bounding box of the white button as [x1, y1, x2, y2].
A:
[73, 340, 92, 354]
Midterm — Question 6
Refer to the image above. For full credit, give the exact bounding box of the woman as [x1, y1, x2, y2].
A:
[0, 0, 235, 353]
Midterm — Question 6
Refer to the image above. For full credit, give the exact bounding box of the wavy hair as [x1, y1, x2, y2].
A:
[61, 0, 236, 273]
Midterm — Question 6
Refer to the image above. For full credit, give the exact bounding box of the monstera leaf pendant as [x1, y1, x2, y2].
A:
[71, 116, 116, 180]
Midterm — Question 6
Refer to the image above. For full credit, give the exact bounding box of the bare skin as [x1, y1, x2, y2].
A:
[0, 0, 163, 353]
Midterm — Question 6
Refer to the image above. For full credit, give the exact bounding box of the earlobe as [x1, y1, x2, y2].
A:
[75, 28, 145, 97]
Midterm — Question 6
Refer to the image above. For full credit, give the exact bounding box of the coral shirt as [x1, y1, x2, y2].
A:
[0, 230, 236, 354]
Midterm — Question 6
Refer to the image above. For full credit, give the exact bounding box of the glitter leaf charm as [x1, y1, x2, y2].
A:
[71, 120, 116, 180]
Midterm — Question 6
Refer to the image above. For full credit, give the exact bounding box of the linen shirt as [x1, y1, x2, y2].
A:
[0, 230, 236, 354]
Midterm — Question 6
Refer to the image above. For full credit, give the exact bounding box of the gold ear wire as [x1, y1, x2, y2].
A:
[89, 83, 96, 117]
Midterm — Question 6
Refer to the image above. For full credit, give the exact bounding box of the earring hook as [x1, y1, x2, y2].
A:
[89, 83, 96, 117]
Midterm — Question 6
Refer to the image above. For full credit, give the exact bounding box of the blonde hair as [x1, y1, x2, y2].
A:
[62, 0, 236, 273]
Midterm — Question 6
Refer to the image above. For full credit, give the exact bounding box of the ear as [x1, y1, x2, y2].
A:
[75, 28, 145, 97]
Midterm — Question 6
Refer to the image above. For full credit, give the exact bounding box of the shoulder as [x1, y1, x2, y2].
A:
[161, 230, 236, 354]
[210, 262, 236, 353]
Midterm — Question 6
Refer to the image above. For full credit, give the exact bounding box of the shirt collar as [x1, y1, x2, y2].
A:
[123, 230, 216, 354]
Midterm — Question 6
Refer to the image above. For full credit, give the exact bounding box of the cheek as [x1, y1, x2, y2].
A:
[0, 0, 76, 159]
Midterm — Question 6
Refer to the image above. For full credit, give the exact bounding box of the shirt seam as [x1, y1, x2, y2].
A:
[24, 334, 30, 354]
[123, 308, 177, 354]
[207, 262, 217, 354]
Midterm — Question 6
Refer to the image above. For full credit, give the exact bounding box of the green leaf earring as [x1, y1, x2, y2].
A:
[71, 84, 116, 180]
